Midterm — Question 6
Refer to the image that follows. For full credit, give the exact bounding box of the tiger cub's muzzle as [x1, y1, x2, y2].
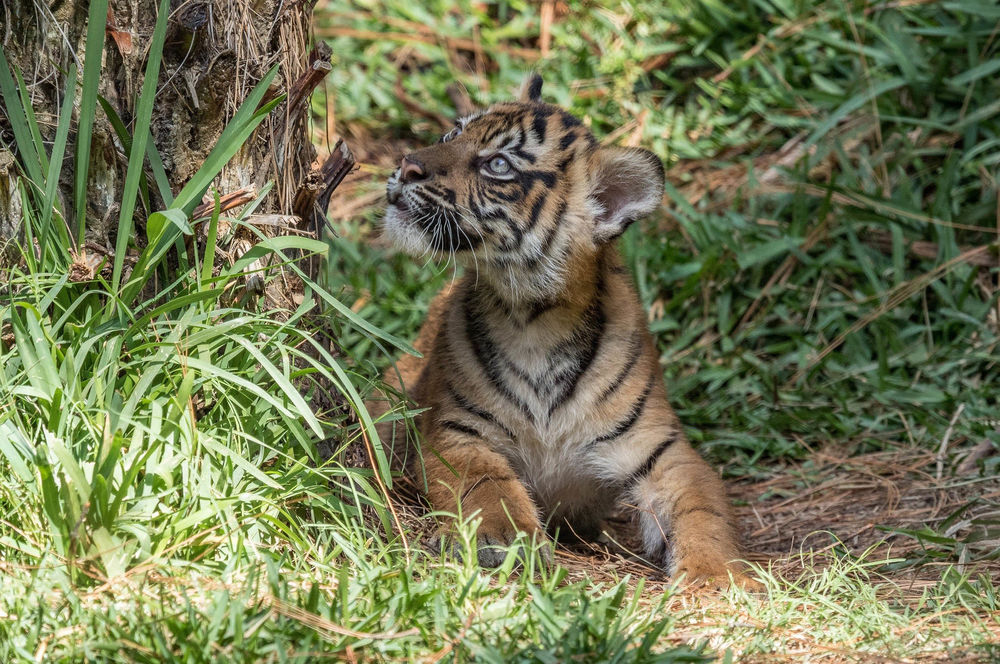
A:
[386, 156, 427, 206]
[384, 153, 483, 255]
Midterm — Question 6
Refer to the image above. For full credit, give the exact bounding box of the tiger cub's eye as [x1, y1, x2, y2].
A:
[486, 155, 511, 175]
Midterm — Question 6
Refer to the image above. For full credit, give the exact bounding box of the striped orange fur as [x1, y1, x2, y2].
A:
[374, 74, 753, 586]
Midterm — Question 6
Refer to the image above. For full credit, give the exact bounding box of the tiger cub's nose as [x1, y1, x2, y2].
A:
[399, 156, 428, 183]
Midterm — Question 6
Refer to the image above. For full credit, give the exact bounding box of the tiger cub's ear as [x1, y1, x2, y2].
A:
[518, 72, 544, 103]
[589, 146, 665, 243]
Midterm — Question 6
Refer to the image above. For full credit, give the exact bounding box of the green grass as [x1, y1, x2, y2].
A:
[1, 0, 999, 661]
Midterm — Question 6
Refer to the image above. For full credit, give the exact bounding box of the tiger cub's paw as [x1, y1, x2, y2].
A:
[429, 517, 550, 568]
[674, 555, 763, 591]
[474, 528, 551, 568]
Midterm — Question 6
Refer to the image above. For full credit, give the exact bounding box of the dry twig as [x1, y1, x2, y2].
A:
[936, 404, 966, 481]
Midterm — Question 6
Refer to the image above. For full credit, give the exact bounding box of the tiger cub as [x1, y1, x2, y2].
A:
[376, 74, 749, 585]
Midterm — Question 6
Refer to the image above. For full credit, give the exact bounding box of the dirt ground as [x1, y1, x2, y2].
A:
[557, 444, 1000, 585]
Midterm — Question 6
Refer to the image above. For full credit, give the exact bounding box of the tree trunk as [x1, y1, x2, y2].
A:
[0, 0, 345, 291]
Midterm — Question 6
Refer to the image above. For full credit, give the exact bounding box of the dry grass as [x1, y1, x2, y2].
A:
[371, 439, 1000, 662]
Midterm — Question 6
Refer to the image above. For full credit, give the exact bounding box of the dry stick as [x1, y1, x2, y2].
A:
[394, 77, 452, 128]
[713, 33, 767, 83]
[286, 45, 333, 113]
[641, 52, 677, 73]
[259, 42, 334, 212]
[539, 0, 555, 57]
[359, 423, 411, 564]
[711, 9, 834, 85]
[755, 182, 996, 233]
[957, 437, 999, 475]
[936, 404, 966, 481]
[268, 597, 420, 640]
[293, 138, 356, 239]
[422, 611, 477, 664]
[190, 186, 257, 219]
[863, 229, 999, 268]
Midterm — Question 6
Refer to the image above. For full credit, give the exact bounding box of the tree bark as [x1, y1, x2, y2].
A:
[0, 0, 342, 288]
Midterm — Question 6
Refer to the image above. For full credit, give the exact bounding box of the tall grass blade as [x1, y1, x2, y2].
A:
[109, 0, 170, 304]
[221, 234, 416, 354]
[97, 95, 169, 211]
[38, 64, 77, 262]
[75, 0, 110, 242]
[14, 68, 49, 177]
[171, 66, 282, 214]
[201, 192, 221, 289]
[0, 50, 44, 186]
[144, 130, 174, 206]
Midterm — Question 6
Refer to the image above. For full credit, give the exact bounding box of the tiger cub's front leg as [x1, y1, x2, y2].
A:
[422, 428, 544, 567]
[628, 434, 749, 586]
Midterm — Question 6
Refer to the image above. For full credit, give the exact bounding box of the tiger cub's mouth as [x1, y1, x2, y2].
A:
[385, 172, 404, 207]
[384, 179, 482, 255]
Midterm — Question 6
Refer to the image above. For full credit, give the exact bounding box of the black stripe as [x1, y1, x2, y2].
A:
[466, 189, 482, 218]
[526, 298, 560, 324]
[464, 290, 536, 422]
[446, 383, 517, 440]
[659, 461, 704, 472]
[410, 190, 433, 206]
[499, 353, 543, 397]
[512, 147, 537, 164]
[559, 132, 577, 152]
[482, 124, 509, 147]
[473, 183, 491, 215]
[588, 370, 656, 445]
[481, 287, 514, 320]
[522, 169, 556, 188]
[424, 185, 456, 205]
[543, 201, 566, 253]
[492, 185, 525, 203]
[546, 272, 606, 417]
[491, 211, 524, 252]
[532, 112, 547, 144]
[526, 74, 543, 102]
[511, 129, 526, 152]
[625, 435, 677, 486]
[520, 200, 567, 271]
[559, 112, 582, 129]
[525, 192, 546, 232]
[524, 224, 559, 270]
[598, 331, 644, 402]
[440, 420, 484, 439]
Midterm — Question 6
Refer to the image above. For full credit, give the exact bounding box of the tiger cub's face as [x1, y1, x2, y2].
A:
[384, 75, 664, 301]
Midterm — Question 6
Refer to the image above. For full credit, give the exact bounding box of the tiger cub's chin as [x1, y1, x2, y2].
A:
[374, 73, 757, 588]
